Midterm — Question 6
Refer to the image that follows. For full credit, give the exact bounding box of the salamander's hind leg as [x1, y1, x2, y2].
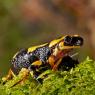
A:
[28, 60, 50, 83]
[2, 69, 15, 84]
[2, 68, 29, 86]
[28, 63, 42, 83]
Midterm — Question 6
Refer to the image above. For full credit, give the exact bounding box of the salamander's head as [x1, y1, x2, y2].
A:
[56, 35, 83, 50]
[49, 35, 83, 49]
[64, 35, 83, 46]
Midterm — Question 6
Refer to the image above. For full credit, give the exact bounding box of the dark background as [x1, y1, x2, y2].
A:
[0, 0, 95, 76]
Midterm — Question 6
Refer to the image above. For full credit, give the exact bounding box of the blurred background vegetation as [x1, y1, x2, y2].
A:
[0, 0, 95, 76]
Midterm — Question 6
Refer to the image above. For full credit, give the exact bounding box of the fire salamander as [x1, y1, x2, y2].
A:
[2, 35, 83, 83]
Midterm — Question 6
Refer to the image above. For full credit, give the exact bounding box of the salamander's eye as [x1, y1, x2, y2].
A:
[71, 37, 83, 46]
[64, 36, 72, 46]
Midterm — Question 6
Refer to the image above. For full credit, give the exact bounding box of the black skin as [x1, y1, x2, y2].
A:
[58, 56, 79, 71]
[11, 45, 51, 77]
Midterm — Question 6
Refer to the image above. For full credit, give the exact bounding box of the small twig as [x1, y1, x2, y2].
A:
[70, 52, 79, 58]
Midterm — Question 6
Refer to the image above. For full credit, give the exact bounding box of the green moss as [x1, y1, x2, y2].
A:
[0, 57, 95, 95]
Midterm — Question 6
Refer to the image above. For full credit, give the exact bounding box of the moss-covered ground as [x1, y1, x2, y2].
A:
[0, 57, 95, 95]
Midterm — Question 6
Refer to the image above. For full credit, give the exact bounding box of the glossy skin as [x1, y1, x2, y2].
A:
[2, 35, 83, 83]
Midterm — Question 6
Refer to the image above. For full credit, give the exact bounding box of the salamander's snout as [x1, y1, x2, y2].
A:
[64, 35, 83, 46]
[71, 36, 83, 46]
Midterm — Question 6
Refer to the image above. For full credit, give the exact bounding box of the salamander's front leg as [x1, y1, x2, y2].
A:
[2, 68, 29, 85]
[48, 54, 63, 71]
[48, 55, 56, 68]
[52, 58, 63, 71]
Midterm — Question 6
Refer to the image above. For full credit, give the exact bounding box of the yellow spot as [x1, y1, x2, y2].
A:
[13, 52, 18, 58]
[28, 43, 48, 52]
[49, 36, 65, 47]
[53, 48, 59, 56]
[62, 46, 80, 49]
[58, 45, 81, 50]
[59, 42, 64, 50]
[32, 60, 42, 66]
[30, 71, 33, 77]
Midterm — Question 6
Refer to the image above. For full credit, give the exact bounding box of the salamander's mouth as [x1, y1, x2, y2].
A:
[64, 36, 83, 46]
